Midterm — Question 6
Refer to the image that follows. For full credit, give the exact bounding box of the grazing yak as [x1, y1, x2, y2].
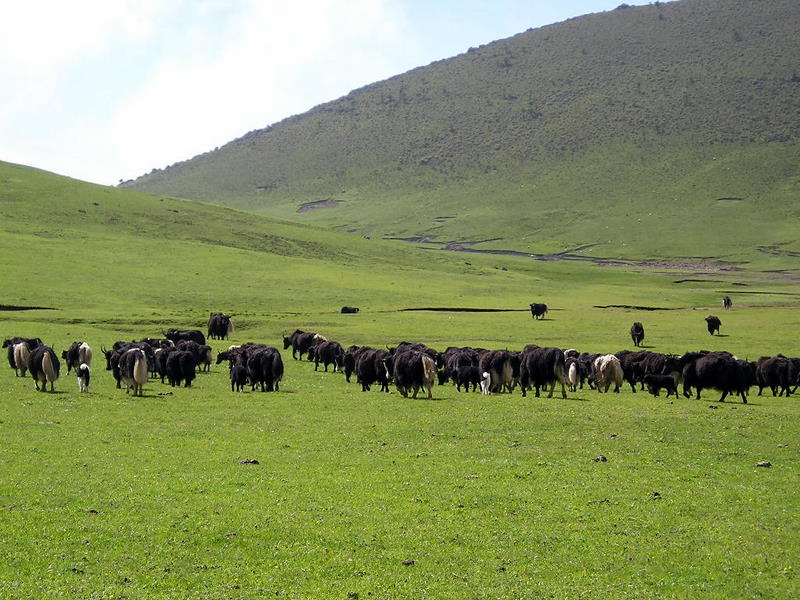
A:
[705, 315, 722, 336]
[283, 329, 319, 360]
[722, 295, 732, 310]
[164, 328, 206, 346]
[230, 363, 249, 392]
[341, 306, 360, 314]
[440, 346, 481, 386]
[593, 354, 624, 393]
[615, 350, 683, 393]
[103, 342, 155, 389]
[119, 347, 148, 396]
[247, 346, 284, 392]
[166, 350, 197, 388]
[4, 337, 42, 376]
[174, 340, 212, 372]
[28, 345, 60, 392]
[387, 349, 436, 399]
[755, 356, 797, 397]
[681, 351, 754, 403]
[214, 343, 281, 391]
[566, 356, 592, 392]
[346, 347, 391, 392]
[11, 343, 31, 377]
[479, 350, 520, 394]
[454, 365, 481, 392]
[207, 313, 234, 340]
[314, 340, 345, 372]
[529, 303, 548, 320]
[518, 346, 567, 398]
[630, 322, 645, 347]
[61, 341, 93, 373]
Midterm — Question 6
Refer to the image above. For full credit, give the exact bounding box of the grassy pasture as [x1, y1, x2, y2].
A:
[1, 309, 799, 600]
[1, 163, 799, 598]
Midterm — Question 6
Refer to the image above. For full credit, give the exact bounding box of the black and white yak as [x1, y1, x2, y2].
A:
[28, 345, 61, 392]
[76, 363, 91, 393]
[4, 337, 42, 376]
[478, 350, 520, 394]
[119, 347, 149, 396]
[386, 349, 436, 399]
[61, 341, 93, 373]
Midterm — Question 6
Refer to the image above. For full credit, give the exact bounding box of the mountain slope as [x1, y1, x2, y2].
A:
[123, 0, 800, 262]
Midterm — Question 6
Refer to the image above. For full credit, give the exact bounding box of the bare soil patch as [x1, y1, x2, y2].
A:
[297, 199, 339, 213]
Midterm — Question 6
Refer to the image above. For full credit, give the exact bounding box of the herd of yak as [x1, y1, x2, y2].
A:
[3, 309, 798, 405]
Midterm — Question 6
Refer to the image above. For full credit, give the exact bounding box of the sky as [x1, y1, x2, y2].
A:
[0, 1, 645, 186]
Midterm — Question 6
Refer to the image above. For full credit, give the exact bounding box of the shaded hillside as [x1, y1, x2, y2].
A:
[124, 0, 800, 262]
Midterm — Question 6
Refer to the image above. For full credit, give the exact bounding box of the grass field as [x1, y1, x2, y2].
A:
[1, 162, 799, 598]
[1, 309, 799, 599]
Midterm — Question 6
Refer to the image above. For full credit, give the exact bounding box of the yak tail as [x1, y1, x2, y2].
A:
[79, 343, 93, 367]
[420, 355, 436, 399]
[568, 362, 578, 391]
[42, 350, 59, 387]
[553, 360, 567, 384]
[14, 343, 30, 375]
[133, 353, 148, 385]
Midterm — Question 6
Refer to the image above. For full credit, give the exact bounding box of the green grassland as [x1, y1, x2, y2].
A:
[124, 0, 800, 263]
[1, 163, 800, 598]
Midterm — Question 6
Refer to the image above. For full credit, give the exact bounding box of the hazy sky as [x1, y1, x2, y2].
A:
[0, 1, 644, 186]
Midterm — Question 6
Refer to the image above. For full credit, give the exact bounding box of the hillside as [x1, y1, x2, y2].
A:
[1, 160, 690, 327]
[123, 0, 800, 263]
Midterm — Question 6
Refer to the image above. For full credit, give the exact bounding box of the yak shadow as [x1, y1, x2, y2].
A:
[562, 394, 593, 402]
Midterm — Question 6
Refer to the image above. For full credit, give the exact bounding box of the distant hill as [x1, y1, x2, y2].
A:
[123, 0, 800, 263]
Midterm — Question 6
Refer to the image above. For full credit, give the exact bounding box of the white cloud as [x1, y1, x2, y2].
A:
[1, 0, 410, 184]
[103, 0, 409, 183]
